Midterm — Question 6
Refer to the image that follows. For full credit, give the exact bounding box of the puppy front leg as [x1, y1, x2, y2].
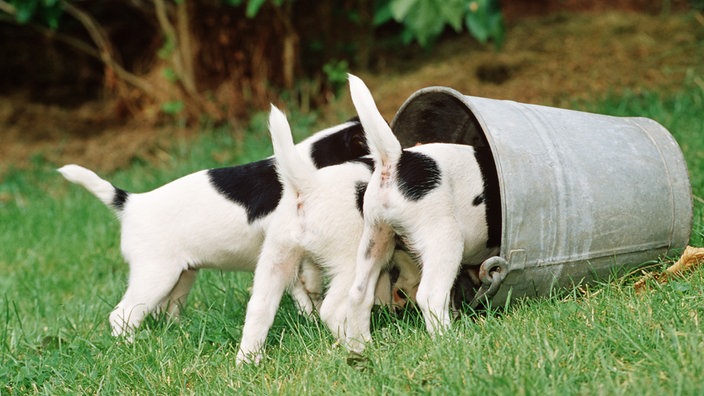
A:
[373, 271, 392, 307]
[345, 223, 395, 353]
[318, 263, 356, 340]
[289, 258, 322, 316]
[236, 241, 303, 365]
[300, 258, 323, 309]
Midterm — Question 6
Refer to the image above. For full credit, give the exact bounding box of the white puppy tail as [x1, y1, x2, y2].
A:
[57, 164, 128, 212]
[348, 74, 402, 169]
[268, 105, 317, 193]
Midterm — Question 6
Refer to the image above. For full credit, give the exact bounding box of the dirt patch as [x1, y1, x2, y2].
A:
[0, 95, 194, 175]
[1, 10, 703, 177]
[334, 11, 704, 123]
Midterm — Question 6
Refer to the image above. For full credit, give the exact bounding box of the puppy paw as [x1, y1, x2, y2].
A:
[109, 309, 139, 339]
[343, 335, 369, 355]
[235, 348, 262, 366]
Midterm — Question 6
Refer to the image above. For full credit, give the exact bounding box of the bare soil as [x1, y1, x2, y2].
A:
[345, 11, 704, 123]
[1, 10, 702, 177]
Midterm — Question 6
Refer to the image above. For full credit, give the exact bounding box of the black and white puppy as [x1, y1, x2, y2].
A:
[344, 74, 500, 353]
[236, 106, 379, 364]
[58, 118, 368, 338]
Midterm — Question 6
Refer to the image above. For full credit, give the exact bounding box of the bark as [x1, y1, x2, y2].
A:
[61, 1, 162, 101]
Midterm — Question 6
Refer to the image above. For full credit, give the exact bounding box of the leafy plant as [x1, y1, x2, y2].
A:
[223, 0, 284, 18]
[2, 0, 63, 28]
[690, 0, 704, 10]
[160, 100, 184, 115]
[322, 59, 350, 93]
[465, 0, 504, 48]
[375, 0, 505, 48]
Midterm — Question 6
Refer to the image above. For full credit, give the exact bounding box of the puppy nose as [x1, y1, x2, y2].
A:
[392, 287, 407, 309]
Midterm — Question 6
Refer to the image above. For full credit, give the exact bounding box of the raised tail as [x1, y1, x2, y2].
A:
[348, 74, 402, 169]
[57, 164, 129, 212]
[268, 105, 318, 194]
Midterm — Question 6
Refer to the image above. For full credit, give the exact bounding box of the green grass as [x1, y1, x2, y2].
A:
[1, 83, 703, 394]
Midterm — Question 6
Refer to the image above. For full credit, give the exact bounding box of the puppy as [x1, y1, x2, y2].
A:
[58, 118, 368, 338]
[344, 74, 500, 353]
[236, 106, 377, 364]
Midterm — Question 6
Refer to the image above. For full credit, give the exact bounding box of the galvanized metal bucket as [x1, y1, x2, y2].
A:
[390, 87, 693, 306]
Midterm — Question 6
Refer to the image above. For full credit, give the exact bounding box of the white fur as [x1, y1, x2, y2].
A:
[236, 106, 376, 364]
[58, 119, 363, 338]
[344, 74, 498, 353]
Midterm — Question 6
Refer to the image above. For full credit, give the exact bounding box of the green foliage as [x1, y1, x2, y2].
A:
[4, 0, 63, 29]
[376, 0, 505, 48]
[163, 0, 506, 53]
[156, 35, 176, 60]
[160, 100, 184, 115]
[223, 0, 285, 18]
[465, 0, 505, 48]
[322, 59, 350, 93]
[690, 0, 704, 11]
[161, 67, 178, 83]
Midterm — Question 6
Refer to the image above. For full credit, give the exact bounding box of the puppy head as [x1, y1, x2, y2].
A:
[342, 116, 368, 157]
[388, 250, 421, 310]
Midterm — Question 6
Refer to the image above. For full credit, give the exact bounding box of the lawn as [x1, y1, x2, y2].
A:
[1, 82, 703, 394]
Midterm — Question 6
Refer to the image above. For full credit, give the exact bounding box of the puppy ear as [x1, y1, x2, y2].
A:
[345, 125, 370, 156]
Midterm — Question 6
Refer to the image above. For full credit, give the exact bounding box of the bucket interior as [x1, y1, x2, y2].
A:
[390, 90, 489, 148]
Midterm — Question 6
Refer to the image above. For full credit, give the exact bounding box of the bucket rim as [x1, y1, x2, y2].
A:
[389, 85, 509, 257]
[389, 86, 505, 184]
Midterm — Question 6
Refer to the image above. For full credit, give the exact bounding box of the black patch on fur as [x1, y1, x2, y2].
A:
[112, 187, 129, 211]
[394, 234, 409, 252]
[351, 156, 374, 172]
[310, 119, 369, 168]
[397, 151, 441, 201]
[208, 120, 368, 224]
[474, 147, 501, 248]
[355, 182, 368, 216]
[388, 266, 400, 284]
[472, 193, 484, 206]
[208, 158, 282, 223]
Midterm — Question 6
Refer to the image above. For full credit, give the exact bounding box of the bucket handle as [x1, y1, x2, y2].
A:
[470, 256, 508, 309]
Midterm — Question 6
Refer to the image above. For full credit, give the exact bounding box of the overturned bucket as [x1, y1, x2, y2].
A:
[391, 87, 693, 306]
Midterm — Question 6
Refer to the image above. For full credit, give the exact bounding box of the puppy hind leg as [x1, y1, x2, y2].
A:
[345, 224, 395, 353]
[289, 258, 322, 316]
[300, 258, 323, 309]
[288, 278, 315, 317]
[319, 265, 357, 340]
[414, 228, 464, 336]
[110, 261, 183, 338]
[236, 243, 304, 365]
